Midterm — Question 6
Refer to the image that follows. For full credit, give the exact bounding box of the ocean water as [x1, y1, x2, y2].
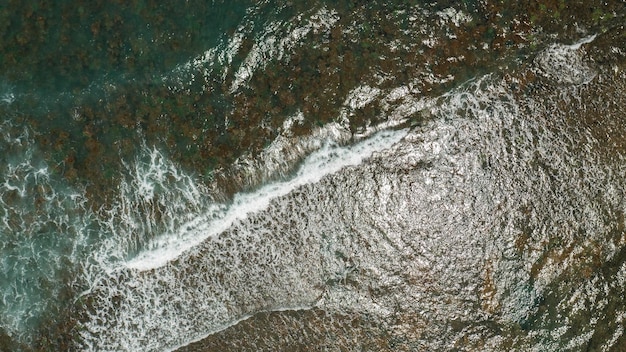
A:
[1, 1, 625, 351]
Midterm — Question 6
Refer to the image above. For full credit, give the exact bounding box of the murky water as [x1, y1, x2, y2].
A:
[0, 1, 625, 351]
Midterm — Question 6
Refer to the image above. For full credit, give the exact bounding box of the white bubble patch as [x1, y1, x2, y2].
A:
[78, 70, 626, 351]
[533, 34, 598, 85]
[230, 6, 339, 92]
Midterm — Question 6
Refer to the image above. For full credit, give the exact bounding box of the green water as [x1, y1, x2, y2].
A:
[0, 1, 250, 99]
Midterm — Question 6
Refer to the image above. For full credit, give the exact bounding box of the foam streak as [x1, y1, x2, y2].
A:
[125, 129, 408, 271]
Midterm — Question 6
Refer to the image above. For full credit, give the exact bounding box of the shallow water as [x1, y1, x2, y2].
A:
[0, 1, 625, 351]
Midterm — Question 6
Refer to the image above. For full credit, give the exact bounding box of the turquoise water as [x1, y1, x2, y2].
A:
[1, 1, 249, 96]
[1, 1, 625, 351]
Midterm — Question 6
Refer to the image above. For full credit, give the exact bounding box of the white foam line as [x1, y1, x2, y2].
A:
[125, 129, 408, 271]
[566, 34, 597, 50]
[166, 304, 315, 352]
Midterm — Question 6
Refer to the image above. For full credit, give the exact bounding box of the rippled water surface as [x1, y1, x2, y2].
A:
[1, 1, 625, 351]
